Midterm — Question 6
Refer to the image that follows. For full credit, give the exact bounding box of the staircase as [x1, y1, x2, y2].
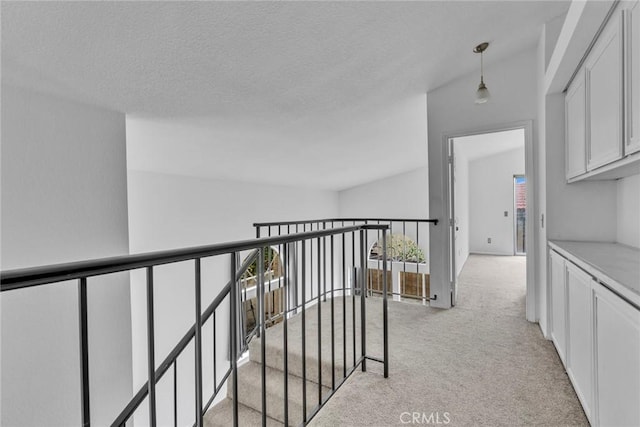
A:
[204, 296, 373, 426]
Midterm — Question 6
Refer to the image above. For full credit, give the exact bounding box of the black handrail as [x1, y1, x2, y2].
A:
[1, 223, 389, 427]
[253, 217, 439, 228]
[1, 225, 378, 291]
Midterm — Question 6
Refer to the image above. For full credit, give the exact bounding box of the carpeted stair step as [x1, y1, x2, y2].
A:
[204, 397, 283, 427]
[230, 360, 331, 426]
[249, 297, 364, 389]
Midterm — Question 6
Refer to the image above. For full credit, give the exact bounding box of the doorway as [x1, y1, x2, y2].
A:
[445, 122, 534, 320]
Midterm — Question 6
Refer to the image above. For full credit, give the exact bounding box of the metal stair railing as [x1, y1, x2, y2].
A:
[254, 218, 439, 304]
[1, 224, 389, 427]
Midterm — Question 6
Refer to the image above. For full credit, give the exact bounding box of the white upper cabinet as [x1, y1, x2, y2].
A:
[586, 10, 624, 171]
[627, 0, 640, 154]
[566, 70, 587, 179]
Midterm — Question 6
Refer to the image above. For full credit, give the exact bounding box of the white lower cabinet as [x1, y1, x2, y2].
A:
[548, 248, 640, 426]
[550, 250, 567, 365]
[566, 263, 594, 422]
[593, 284, 640, 427]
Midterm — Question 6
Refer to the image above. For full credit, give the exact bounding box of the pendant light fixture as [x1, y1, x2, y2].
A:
[474, 42, 490, 104]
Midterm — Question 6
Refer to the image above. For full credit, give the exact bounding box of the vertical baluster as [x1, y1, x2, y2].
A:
[382, 230, 389, 378]
[417, 221, 422, 304]
[268, 228, 272, 323]
[213, 312, 217, 389]
[279, 225, 283, 325]
[173, 360, 178, 427]
[310, 223, 314, 300]
[146, 267, 157, 427]
[389, 221, 395, 300]
[78, 277, 90, 427]
[351, 224, 356, 368]
[360, 229, 367, 372]
[341, 223, 347, 379]
[402, 222, 406, 298]
[330, 234, 336, 390]
[301, 240, 307, 422]
[258, 248, 267, 427]
[283, 244, 289, 427]
[229, 255, 239, 427]
[351, 221, 358, 367]
[194, 259, 203, 427]
[322, 221, 327, 302]
[377, 221, 381, 296]
[316, 237, 322, 405]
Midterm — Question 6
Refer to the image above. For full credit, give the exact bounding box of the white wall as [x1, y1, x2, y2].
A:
[469, 148, 525, 255]
[427, 49, 538, 309]
[617, 175, 640, 248]
[338, 167, 430, 269]
[544, 93, 618, 242]
[1, 85, 132, 426]
[126, 169, 339, 425]
[453, 151, 470, 275]
[536, 25, 549, 335]
[338, 167, 428, 219]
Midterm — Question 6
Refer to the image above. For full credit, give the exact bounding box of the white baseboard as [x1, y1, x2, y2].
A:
[469, 251, 514, 256]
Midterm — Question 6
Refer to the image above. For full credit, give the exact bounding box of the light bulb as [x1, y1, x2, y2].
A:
[475, 81, 491, 104]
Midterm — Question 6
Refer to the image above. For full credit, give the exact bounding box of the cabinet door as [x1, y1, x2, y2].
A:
[586, 11, 624, 170]
[627, 0, 640, 154]
[566, 263, 594, 422]
[549, 251, 567, 365]
[566, 69, 587, 179]
[593, 284, 640, 427]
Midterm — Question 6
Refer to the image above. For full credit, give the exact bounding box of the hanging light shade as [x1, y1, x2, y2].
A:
[474, 42, 491, 104]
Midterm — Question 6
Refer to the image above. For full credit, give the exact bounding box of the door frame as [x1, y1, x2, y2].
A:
[442, 120, 536, 322]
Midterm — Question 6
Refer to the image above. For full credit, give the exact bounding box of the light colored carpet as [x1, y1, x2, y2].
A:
[309, 255, 589, 427]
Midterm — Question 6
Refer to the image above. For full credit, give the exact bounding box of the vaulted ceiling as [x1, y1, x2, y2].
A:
[2, 1, 570, 190]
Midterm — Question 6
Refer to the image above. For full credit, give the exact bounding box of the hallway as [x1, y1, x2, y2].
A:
[310, 255, 588, 426]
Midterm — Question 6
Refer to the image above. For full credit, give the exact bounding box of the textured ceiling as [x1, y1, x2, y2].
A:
[2, 1, 569, 190]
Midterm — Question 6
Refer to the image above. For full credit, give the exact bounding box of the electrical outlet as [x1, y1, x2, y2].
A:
[487, 238, 492, 244]
[504, 211, 508, 217]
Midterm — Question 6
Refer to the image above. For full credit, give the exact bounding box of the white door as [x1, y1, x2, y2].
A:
[586, 10, 624, 170]
[566, 263, 594, 422]
[448, 138, 457, 306]
[593, 283, 640, 426]
[549, 251, 567, 366]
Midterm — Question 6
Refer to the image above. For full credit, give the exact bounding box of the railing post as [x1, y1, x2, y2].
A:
[146, 267, 157, 427]
[78, 278, 90, 427]
[382, 230, 389, 378]
[282, 244, 290, 426]
[194, 259, 203, 427]
[258, 248, 267, 427]
[229, 254, 239, 427]
[359, 229, 367, 372]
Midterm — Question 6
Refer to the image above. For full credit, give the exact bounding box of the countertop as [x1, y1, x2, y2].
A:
[549, 240, 640, 308]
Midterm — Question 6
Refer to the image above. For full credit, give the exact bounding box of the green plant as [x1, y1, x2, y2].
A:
[247, 247, 277, 276]
[371, 234, 426, 263]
